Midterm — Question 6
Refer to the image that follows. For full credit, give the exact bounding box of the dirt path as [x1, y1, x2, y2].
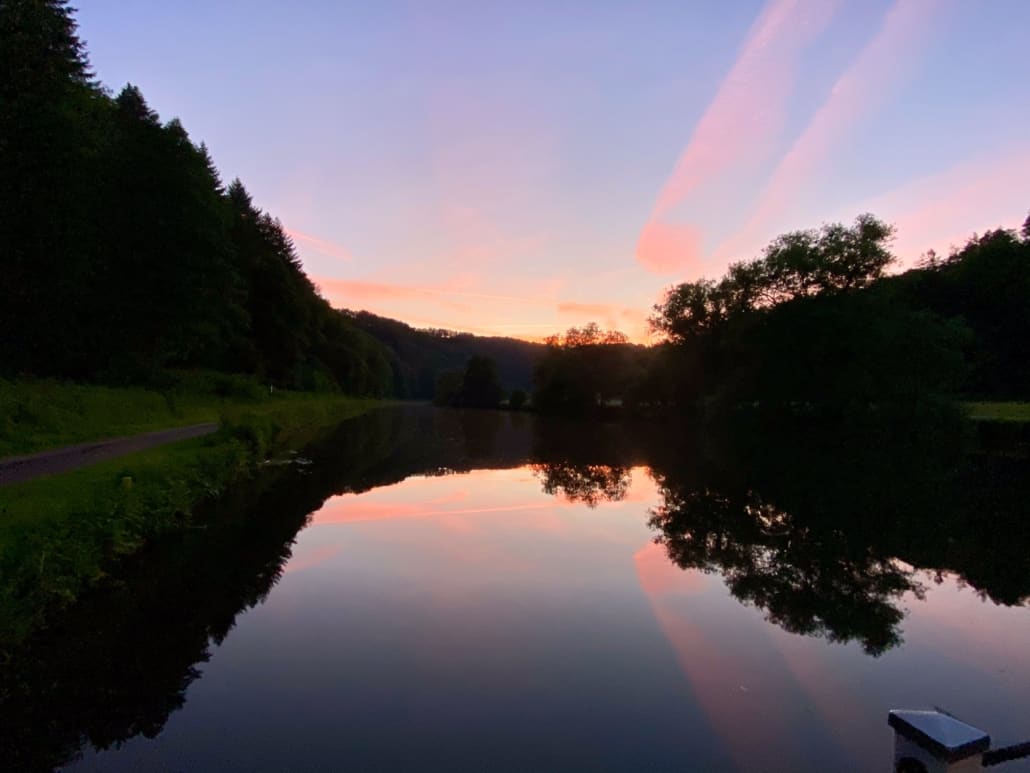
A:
[0, 423, 219, 487]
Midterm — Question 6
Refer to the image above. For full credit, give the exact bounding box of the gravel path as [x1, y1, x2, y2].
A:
[0, 423, 219, 487]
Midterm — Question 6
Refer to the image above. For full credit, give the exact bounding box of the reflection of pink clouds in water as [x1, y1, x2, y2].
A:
[311, 466, 660, 529]
[634, 541, 823, 769]
[427, 489, 470, 506]
[313, 498, 558, 526]
[899, 572, 1030, 677]
[289, 466, 667, 599]
[766, 625, 872, 762]
[282, 544, 343, 575]
[634, 542, 708, 597]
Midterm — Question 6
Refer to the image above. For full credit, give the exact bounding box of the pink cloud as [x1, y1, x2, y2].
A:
[713, 0, 942, 265]
[636, 221, 704, 275]
[283, 227, 354, 263]
[313, 275, 548, 308]
[637, 0, 838, 274]
[857, 147, 1030, 265]
[313, 277, 472, 313]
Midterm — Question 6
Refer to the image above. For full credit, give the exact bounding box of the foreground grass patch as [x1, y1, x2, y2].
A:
[0, 393, 379, 653]
[965, 401, 1030, 423]
[0, 374, 267, 457]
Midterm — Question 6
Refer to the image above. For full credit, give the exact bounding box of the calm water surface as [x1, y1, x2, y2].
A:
[6, 406, 1030, 771]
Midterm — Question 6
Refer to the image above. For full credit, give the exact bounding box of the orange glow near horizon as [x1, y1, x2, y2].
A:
[311, 274, 654, 343]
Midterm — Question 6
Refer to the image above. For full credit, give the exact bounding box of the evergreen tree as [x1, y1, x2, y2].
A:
[0, 0, 106, 375]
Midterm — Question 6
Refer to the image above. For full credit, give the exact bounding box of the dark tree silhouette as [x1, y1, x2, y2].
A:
[460, 355, 503, 408]
[648, 484, 916, 655]
[532, 462, 631, 508]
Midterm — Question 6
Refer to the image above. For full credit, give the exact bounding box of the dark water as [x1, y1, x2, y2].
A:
[3, 406, 1029, 772]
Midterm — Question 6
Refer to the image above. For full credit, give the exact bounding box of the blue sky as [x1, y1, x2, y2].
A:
[76, 1, 1030, 340]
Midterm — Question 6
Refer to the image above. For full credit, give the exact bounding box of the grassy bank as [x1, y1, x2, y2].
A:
[0, 382, 382, 653]
[965, 401, 1030, 423]
[0, 373, 283, 457]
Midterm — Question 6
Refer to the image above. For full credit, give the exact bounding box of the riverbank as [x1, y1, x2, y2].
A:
[0, 380, 383, 653]
[966, 401, 1030, 423]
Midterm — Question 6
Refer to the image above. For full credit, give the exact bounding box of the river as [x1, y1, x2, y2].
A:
[4, 405, 1029, 771]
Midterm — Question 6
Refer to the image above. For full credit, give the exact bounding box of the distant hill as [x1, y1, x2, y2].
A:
[346, 311, 545, 399]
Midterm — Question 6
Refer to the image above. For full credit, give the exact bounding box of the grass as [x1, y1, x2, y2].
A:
[965, 401, 1030, 423]
[0, 380, 382, 653]
[0, 373, 267, 457]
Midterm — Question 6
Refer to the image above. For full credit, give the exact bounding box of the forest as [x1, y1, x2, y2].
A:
[532, 214, 1030, 417]
[0, 1, 539, 399]
[3, 2, 1028, 417]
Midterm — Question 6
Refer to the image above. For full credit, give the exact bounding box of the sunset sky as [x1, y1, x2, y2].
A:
[78, 1, 1030, 342]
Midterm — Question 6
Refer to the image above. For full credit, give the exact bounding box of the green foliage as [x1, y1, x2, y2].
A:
[0, 393, 377, 652]
[349, 311, 543, 399]
[0, 3, 395, 397]
[1, 3, 548, 402]
[0, 378, 221, 457]
[965, 402, 1030, 423]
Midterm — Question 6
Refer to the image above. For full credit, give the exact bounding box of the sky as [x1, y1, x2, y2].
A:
[77, 1, 1030, 342]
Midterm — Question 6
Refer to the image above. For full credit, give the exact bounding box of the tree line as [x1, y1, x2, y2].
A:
[0, 1, 541, 399]
[5, 3, 1026, 413]
[533, 213, 1030, 416]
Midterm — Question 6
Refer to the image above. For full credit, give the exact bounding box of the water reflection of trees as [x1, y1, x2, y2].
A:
[648, 486, 918, 655]
[532, 462, 631, 508]
[3, 406, 1028, 769]
[525, 408, 1030, 656]
[643, 409, 1030, 655]
[0, 406, 528, 772]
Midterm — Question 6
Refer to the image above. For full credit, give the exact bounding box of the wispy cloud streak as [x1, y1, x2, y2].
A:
[637, 0, 839, 274]
[313, 276, 546, 307]
[284, 227, 354, 263]
[713, 0, 942, 264]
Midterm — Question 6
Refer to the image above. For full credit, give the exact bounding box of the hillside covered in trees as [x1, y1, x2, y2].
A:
[0, 0, 540, 398]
